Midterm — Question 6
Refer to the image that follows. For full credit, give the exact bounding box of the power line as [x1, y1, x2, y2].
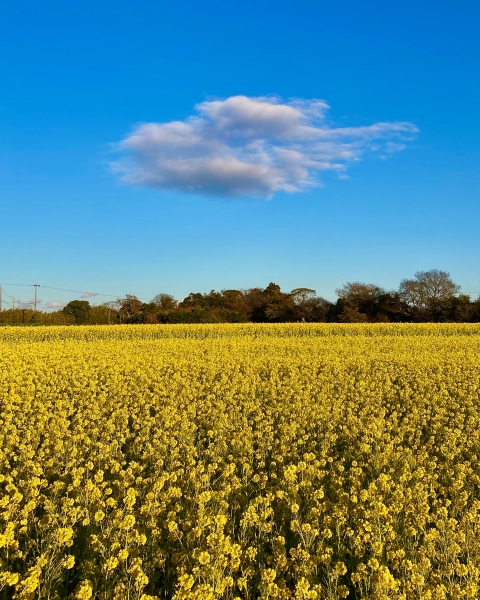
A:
[41, 285, 152, 301]
[0, 283, 153, 301]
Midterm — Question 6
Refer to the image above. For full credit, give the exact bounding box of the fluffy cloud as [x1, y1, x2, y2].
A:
[81, 292, 98, 298]
[113, 95, 418, 198]
[45, 301, 65, 308]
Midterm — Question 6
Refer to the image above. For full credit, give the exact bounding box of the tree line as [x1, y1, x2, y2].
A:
[1, 270, 479, 326]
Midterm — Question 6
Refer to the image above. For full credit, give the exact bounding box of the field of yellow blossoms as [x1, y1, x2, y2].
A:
[1, 323, 480, 600]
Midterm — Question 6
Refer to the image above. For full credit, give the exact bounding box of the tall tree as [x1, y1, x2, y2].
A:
[117, 295, 144, 322]
[263, 283, 295, 322]
[398, 269, 460, 320]
[61, 300, 91, 324]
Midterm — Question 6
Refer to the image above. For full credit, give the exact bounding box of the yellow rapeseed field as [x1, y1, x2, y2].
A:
[1, 323, 480, 600]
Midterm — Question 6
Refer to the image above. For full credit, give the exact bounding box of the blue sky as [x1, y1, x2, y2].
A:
[1, 0, 479, 308]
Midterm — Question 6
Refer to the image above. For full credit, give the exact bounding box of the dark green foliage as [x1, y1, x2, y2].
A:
[61, 300, 91, 324]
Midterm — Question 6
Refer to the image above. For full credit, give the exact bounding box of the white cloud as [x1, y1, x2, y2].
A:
[113, 95, 418, 198]
[81, 292, 98, 298]
[45, 301, 65, 309]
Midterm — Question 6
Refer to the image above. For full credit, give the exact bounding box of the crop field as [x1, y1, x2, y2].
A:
[1, 323, 480, 600]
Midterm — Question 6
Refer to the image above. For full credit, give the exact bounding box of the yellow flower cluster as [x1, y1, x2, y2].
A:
[1, 323, 480, 599]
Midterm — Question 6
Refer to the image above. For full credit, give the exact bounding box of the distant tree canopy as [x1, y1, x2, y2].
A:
[99, 270, 478, 325]
[2, 269, 479, 325]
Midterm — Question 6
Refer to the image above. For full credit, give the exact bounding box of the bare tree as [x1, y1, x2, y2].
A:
[336, 282, 382, 304]
[398, 269, 460, 320]
[117, 295, 143, 322]
[103, 300, 122, 312]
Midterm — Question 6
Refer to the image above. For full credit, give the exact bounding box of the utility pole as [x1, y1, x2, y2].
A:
[34, 283, 40, 312]
[0, 284, 2, 312]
